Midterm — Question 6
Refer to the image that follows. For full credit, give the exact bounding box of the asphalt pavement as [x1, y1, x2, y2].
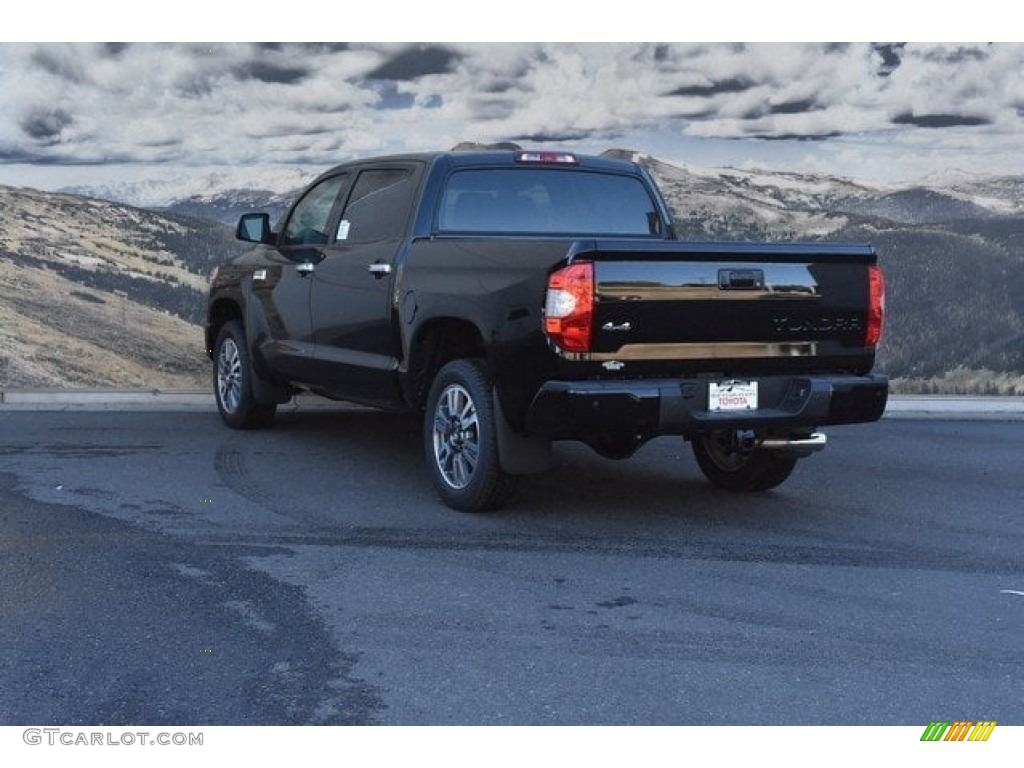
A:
[0, 403, 1021, 725]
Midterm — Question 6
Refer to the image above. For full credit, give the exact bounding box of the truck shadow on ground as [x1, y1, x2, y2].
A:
[263, 408, 825, 530]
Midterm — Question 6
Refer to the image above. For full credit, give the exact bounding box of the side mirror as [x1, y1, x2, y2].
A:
[236, 213, 275, 244]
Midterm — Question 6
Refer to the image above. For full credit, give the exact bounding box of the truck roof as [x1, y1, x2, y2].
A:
[317, 149, 642, 175]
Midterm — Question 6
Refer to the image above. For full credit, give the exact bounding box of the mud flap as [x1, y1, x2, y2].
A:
[250, 375, 293, 406]
[493, 388, 551, 475]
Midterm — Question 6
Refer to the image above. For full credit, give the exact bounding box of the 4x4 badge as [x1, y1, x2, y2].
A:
[602, 321, 632, 332]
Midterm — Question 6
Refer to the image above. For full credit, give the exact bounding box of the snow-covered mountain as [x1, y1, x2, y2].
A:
[158, 189, 301, 228]
[59, 150, 1024, 235]
[60, 166, 321, 209]
[605, 150, 1024, 238]
[924, 174, 1024, 216]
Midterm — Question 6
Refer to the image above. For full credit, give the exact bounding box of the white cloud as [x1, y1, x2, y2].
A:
[0, 42, 1022, 186]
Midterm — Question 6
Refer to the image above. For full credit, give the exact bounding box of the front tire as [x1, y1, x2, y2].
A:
[213, 320, 276, 430]
[424, 359, 516, 512]
[692, 431, 798, 492]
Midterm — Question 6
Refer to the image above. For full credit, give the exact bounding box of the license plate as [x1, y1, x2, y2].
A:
[709, 381, 758, 412]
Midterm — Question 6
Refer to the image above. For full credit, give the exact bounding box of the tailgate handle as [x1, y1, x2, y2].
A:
[719, 269, 765, 291]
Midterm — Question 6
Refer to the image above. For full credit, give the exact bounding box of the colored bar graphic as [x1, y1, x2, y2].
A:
[944, 721, 972, 741]
[921, 722, 950, 741]
[920, 720, 996, 742]
[968, 721, 997, 742]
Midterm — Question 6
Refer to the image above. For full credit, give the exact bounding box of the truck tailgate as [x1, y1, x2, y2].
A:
[579, 240, 879, 375]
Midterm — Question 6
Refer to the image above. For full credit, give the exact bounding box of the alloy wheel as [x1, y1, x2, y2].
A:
[431, 383, 480, 490]
[216, 338, 243, 414]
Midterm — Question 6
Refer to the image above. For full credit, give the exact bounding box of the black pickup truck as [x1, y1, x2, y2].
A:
[206, 150, 887, 511]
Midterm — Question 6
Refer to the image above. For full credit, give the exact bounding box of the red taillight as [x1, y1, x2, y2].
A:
[544, 262, 594, 353]
[865, 264, 884, 347]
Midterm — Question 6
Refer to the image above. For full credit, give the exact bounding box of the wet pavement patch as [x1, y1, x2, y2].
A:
[0, 473, 384, 725]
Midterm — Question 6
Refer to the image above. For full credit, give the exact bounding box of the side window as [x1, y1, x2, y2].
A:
[281, 175, 347, 247]
[337, 169, 413, 243]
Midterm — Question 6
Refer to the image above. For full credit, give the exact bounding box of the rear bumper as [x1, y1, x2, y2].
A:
[523, 374, 888, 438]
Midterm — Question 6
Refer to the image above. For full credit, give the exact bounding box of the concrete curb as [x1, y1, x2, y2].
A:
[881, 396, 1024, 420]
[0, 389, 360, 412]
[1, 389, 1023, 419]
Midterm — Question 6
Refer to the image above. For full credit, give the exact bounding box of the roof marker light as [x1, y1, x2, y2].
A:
[515, 151, 578, 165]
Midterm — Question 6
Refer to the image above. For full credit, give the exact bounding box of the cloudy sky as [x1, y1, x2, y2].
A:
[1, 40, 1022, 191]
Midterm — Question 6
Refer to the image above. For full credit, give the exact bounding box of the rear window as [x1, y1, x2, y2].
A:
[438, 168, 663, 236]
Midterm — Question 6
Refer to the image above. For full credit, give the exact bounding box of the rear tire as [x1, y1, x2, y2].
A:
[213, 320, 276, 430]
[692, 431, 797, 492]
[424, 359, 517, 512]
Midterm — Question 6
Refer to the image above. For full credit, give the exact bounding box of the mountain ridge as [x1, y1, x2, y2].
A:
[5, 148, 1023, 392]
[0, 185, 242, 388]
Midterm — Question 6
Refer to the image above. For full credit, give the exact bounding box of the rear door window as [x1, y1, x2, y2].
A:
[337, 168, 414, 243]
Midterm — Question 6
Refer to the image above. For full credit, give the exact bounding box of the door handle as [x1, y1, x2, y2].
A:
[296, 262, 315, 278]
[368, 263, 392, 278]
[718, 268, 764, 291]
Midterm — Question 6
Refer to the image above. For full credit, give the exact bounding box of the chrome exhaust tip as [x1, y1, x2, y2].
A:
[760, 432, 828, 458]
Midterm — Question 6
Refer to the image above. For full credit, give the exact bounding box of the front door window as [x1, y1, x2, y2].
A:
[280, 175, 347, 246]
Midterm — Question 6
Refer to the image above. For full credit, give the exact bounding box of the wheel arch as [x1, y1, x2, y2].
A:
[208, 297, 291, 406]
[404, 317, 488, 410]
[206, 298, 244, 359]
[408, 317, 552, 476]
